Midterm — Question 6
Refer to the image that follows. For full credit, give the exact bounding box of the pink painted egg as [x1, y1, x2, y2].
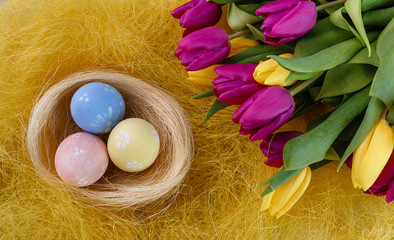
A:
[55, 132, 109, 187]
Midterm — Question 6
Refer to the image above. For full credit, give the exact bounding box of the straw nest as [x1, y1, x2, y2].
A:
[27, 70, 193, 208]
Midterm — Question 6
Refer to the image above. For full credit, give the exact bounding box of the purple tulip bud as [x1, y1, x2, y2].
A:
[366, 150, 394, 203]
[260, 131, 302, 168]
[212, 64, 263, 105]
[174, 26, 231, 71]
[255, 0, 317, 45]
[171, 0, 222, 30]
[232, 86, 295, 141]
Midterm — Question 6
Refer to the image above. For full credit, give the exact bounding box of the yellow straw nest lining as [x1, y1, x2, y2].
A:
[27, 70, 193, 208]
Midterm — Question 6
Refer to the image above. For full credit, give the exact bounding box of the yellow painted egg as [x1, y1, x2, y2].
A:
[107, 118, 160, 172]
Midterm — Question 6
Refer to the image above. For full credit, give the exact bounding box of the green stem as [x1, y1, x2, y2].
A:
[228, 28, 251, 40]
[289, 74, 323, 96]
[316, 0, 347, 11]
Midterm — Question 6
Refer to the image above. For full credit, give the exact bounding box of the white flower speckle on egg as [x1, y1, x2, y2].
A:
[116, 130, 130, 148]
[74, 147, 85, 156]
[78, 177, 88, 185]
[125, 161, 143, 170]
[79, 93, 89, 102]
[87, 106, 123, 133]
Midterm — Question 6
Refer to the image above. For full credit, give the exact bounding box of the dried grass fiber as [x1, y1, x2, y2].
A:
[0, 0, 393, 239]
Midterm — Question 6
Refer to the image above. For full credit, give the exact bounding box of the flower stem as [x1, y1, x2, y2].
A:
[228, 28, 251, 40]
[381, 107, 388, 119]
[289, 74, 322, 96]
[316, 0, 347, 11]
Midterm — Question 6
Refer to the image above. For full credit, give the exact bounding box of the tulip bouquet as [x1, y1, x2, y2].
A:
[172, 0, 394, 218]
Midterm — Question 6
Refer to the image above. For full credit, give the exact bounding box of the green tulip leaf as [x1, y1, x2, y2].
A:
[339, 97, 385, 169]
[345, 0, 371, 56]
[361, 0, 394, 12]
[192, 88, 214, 99]
[227, 3, 262, 31]
[318, 63, 376, 98]
[201, 98, 230, 124]
[370, 48, 394, 108]
[285, 71, 323, 84]
[363, 6, 394, 27]
[295, 17, 354, 58]
[386, 104, 394, 124]
[330, 7, 364, 44]
[348, 41, 380, 67]
[283, 87, 370, 170]
[247, 23, 265, 42]
[220, 45, 287, 64]
[376, 18, 394, 62]
[236, 2, 270, 15]
[269, 31, 379, 73]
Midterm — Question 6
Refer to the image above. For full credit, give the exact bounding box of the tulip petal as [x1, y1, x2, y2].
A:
[214, 64, 257, 82]
[180, 49, 205, 66]
[273, 167, 311, 218]
[179, 0, 222, 29]
[267, 167, 309, 218]
[264, 67, 290, 86]
[187, 45, 230, 71]
[271, 1, 317, 37]
[239, 86, 294, 126]
[261, 192, 274, 211]
[261, 11, 290, 32]
[229, 38, 260, 57]
[255, 0, 302, 17]
[218, 83, 264, 105]
[232, 96, 255, 123]
[178, 27, 229, 51]
[261, 131, 303, 154]
[264, 155, 285, 168]
[386, 181, 394, 203]
[352, 123, 376, 189]
[171, 0, 197, 19]
[353, 119, 394, 190]
[249, 104, 295, 141]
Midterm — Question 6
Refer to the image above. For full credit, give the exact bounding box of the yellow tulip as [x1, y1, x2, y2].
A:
[261, 166, 311, 218]
[352, 118, 394, 191]
[186, 64, 220, 87]
[253, 53, 295, 87]
[228, 37, 260, 57]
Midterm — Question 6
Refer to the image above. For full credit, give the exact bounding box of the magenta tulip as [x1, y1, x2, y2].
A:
[171, 0, 222, 30]
[260, 131, 302, 168]
[232, 86, 295, 141]
[213, 64, 263, 105]
[174, 26, 231, 71]
[255, 0, 317, 45]
[366, 150, 394, 203]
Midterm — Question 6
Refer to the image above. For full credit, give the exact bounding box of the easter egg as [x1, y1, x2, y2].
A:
[55, 132, 109, 187]
[70, 82, 125, 134]
[107, 118, 160, 172]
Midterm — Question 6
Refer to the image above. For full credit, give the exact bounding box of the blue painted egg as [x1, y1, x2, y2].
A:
[70, 82, 125, 134]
